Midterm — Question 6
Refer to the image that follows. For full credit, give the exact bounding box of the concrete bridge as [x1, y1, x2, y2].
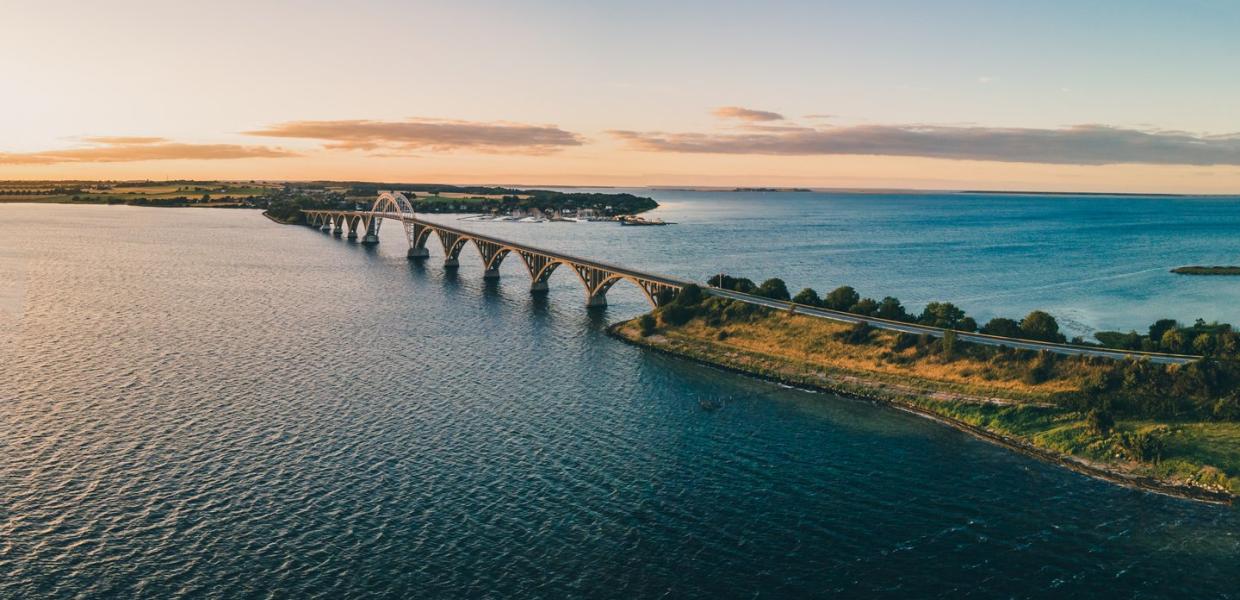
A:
[300, 192, 1198, 365]
[302, 192, 686, 307]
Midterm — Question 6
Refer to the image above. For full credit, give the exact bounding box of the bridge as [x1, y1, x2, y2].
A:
[300, 192, 1198, 365]
[302, 192, 687, 307]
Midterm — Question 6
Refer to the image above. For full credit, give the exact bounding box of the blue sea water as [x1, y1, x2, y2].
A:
[2, 194, 1239, 599]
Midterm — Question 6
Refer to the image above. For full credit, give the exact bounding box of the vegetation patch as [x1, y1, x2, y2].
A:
[612, 282, 1240, 501]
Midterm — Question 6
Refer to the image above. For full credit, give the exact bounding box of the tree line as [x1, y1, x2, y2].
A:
[706, 274, 1238, 358]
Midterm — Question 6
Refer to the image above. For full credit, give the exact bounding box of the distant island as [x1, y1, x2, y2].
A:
[731, 187, 813, 193]
[0, 180, 659, 224]
[1172, 266, 1240, 275]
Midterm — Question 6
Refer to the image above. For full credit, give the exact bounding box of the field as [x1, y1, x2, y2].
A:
[0, 181, 276, 205]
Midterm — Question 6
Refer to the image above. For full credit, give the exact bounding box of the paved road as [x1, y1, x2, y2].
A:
[705, 288, 1198, 365]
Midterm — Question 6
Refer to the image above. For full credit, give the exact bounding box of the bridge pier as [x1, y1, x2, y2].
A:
[320, 222, 332, 232]
[407, 246, 429, 259]
[361, 220, 379, 244]
[585, 292, 608, 308]
[530, 280, 549, 293]
[443, 257, 459, 268]
[483, 267, 501, 280]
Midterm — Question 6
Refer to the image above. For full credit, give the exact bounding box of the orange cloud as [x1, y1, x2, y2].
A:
[0, 138, 298, 165]
[79, 136, 169, 145]
[245, 118, 585, 155]
[712, 106, 785, 122]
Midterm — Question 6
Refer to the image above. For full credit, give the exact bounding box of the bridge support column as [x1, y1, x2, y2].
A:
[443, 257, 459, 268]
[320, 222, 332, 232]
[407, 246, 429, 259]
[483, 267, 500, 280]
[361, 220, 379, 244]
[530, 280, 549, 293]
[585, 292, 608, 308]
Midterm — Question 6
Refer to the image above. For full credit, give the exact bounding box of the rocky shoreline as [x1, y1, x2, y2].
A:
[607, 321, 1236, 505]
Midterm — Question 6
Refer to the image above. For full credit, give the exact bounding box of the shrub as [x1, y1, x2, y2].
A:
[638, 313, 657, 336]
[1117, 429, 1166, 462]
[836, 321, 874, 345]
[893, 332, 919, 351]
[939, 329, 957, 358]
[1022, 351, 1056, 385]
[1212, 395, 1240, 421]
[659, 304, 695, 327]
[1085, 409, 1115, 436]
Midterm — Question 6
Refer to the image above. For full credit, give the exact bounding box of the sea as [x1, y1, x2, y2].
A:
[2, 191, 1239, 598]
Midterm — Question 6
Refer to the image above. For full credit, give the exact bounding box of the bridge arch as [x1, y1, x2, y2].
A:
[364, 191, 416, 245]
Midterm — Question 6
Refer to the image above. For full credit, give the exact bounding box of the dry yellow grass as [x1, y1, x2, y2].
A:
[636, 311, 1113, 401]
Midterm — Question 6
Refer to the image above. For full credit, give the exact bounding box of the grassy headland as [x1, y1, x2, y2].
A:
[612, 281, 1240, 502]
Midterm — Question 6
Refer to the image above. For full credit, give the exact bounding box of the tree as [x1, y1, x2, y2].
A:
[919, 302, 967, 329]
[824, 286, 860, 311]
[709, 274, 756, 294]
[874, 296, 909, 321]
[1218, 331, 1240, 357]
[1160, 328, 1185, 353]
[1192, 333, 1216, 356]
[1149, 319, 1179, 345]
[673, 283, 704, 306]
[756, 278, 790, 301]
[958, 317, 978, 332]
[792, 287, 822, 307]
[850, 297, 879, 316]
[982, 319, 1021, 337]
[1019, 310, 1066, 343]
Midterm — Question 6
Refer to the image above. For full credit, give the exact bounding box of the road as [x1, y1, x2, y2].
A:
[705, 288, 1199, 365]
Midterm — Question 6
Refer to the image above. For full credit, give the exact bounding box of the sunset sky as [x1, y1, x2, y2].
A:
[3, 0, 1239, 192]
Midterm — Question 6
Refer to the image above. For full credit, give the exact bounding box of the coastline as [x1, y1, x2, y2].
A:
[607, 319, 1236, 505]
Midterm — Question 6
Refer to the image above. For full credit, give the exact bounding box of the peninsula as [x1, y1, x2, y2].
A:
[0, 180, 659, 224]
[612, 278, 1240, 503]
